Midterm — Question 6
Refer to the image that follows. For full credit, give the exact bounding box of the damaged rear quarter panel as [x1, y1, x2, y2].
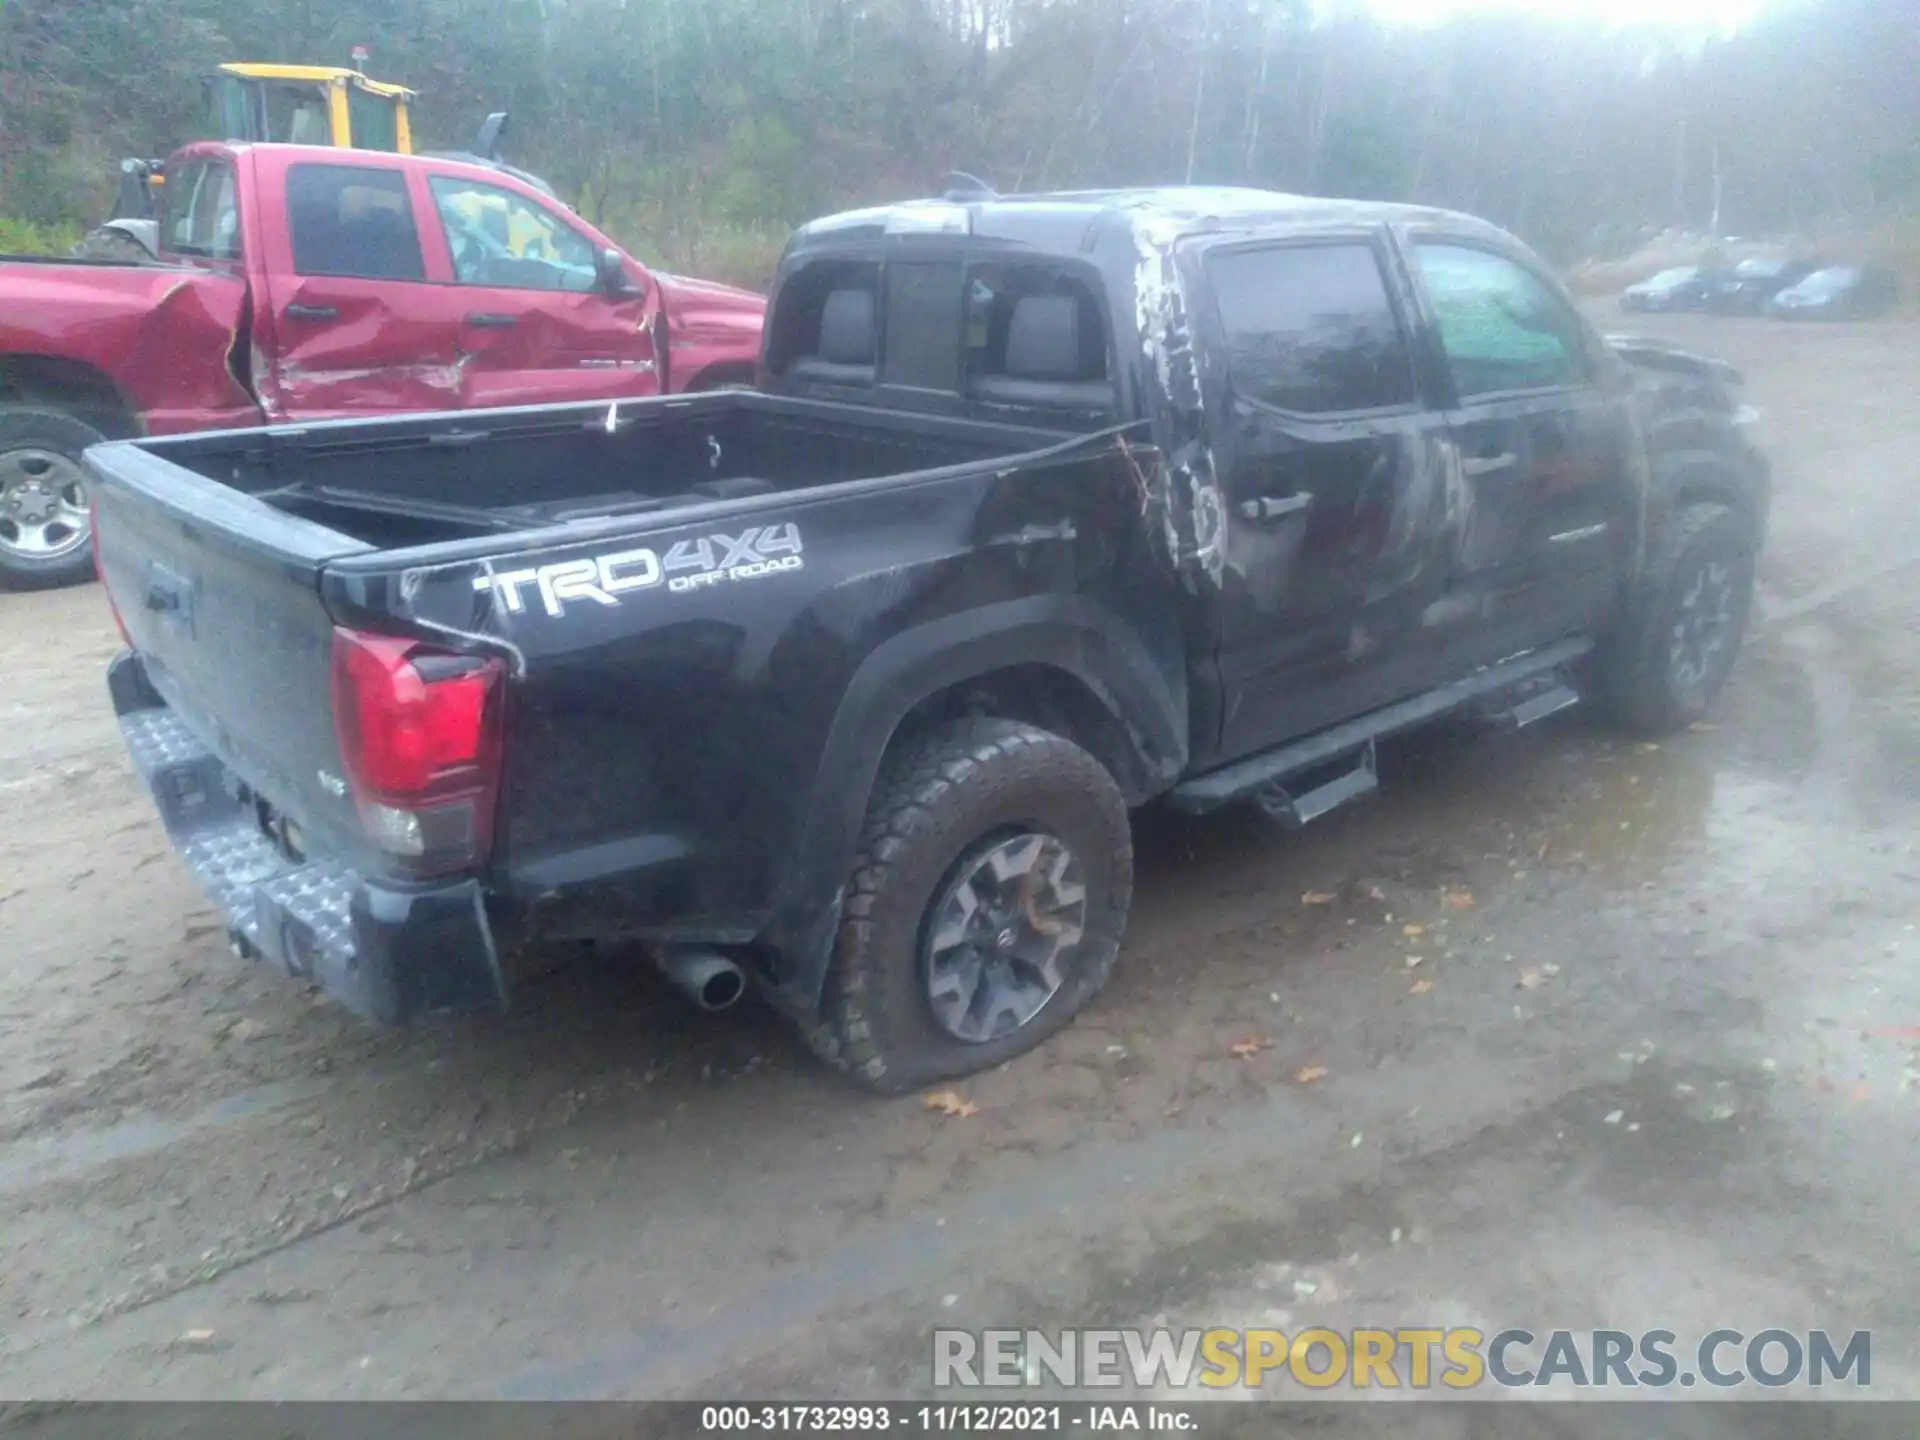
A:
[0, 262, 259, 433]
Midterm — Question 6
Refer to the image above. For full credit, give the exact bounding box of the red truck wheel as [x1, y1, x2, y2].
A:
[0, 407, 105, 591]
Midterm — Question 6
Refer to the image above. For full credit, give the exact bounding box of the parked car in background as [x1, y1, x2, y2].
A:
[1765, 265, 1900, 320]
[1707, 255, 1820, 315]
[0, 141, 766, 591]
[1619, 265, 1723, 313]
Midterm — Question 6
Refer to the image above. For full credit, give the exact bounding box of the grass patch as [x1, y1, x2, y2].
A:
[0, 216, 83, 257]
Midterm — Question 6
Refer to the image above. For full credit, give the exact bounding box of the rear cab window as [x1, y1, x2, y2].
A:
[769, 259, 882, 388]
[163, 159, 242, 262]
[1203, 241, 1417, 414]
[771, 252, 1114, 419]
[965, 263, 1113, 416]
[285, 163, 425, 281]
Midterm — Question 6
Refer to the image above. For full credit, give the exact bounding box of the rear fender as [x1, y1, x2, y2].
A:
[756, 594, 1186, 1013]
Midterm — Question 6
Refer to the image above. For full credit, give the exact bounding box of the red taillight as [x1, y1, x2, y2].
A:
[90, 497, 133, 647]
[329, 628, 504, 874]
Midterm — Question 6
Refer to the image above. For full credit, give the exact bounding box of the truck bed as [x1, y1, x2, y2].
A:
[134, 390, 1066, 550]
[87, 389, 1148, 1020]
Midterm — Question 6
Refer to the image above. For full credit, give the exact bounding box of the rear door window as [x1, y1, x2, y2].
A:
[1204, 243, 1416, 414]
[286, 163, 425, 281]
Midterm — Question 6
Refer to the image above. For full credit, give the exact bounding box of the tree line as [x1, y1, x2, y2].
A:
[2, 0, 1915, 284]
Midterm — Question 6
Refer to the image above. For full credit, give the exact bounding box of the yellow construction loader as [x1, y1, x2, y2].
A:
[77, 53, 550, 262]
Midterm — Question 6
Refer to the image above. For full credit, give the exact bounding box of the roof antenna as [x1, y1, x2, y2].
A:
[945, 170, 997, 202]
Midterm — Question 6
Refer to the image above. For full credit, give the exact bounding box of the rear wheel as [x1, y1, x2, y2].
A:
[0, 407, 104, 591]
[811, 719, 1134, 1093]
[1594, 502, 1757, 735]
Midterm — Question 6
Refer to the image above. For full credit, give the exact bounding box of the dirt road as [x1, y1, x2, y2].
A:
[1, 311, 1915, 1406]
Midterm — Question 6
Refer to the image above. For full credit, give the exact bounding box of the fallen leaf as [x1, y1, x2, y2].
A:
[1300, 891, 1337, 906]
[1408, 979, 1433, 995]
[923, 1089, 979, 1119]
[1518, 968, 1549, 989]
[1402, 923, 1426, 938]
[1441, 888, 1476, 910]
[1230, 1037, 1273, 1059]
[1294, 1065, 1328, 1085]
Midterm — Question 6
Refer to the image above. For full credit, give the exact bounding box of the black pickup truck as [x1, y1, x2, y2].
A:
[88, 186, 1769, 1090]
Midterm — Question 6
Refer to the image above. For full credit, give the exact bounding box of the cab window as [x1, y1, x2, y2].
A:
[346, 87, 401, 153]
[163, 161, 242, 262]
[1205, 242, 1415, 415]
[286, 164, 424, 281]
[964, 263, 1112, 414]
[1413, 242, 1587, 398]
[428, 176, 599, 292]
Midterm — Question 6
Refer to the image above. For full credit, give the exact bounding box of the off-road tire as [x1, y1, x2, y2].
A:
[1594, 501, 1757, 735]
[0, 407, 106, 591]
[811, 719, 1134, 1093]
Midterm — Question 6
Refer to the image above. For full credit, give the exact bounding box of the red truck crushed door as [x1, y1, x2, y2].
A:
[251, 155, 472, 419]
[420, 172, 662, 409]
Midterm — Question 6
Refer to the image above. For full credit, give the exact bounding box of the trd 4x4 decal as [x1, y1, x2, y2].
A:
[474, 523, 805, 617]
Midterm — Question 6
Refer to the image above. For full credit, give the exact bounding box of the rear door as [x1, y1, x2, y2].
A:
[420, 172, 662, 408]
[1405, 236, 1639, 666]
[1189, 232, 1460, 762]
[254, 157, 469, 419]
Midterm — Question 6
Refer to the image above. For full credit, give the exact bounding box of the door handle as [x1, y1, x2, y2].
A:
[1238, 491, 1314, 523]
[283, 303, 339, 322]
[464, 312, 518, 328]
[1462, 452, 1518, 477]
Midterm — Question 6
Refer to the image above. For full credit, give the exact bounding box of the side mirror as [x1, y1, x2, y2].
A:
[474, 111, 509, 162]
[596, 248, 640, 297]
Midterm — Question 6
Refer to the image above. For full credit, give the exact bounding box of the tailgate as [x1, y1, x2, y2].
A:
[87, 434, 373, 852]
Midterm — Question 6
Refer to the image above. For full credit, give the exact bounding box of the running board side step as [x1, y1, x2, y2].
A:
[1480, 680, 1582, 733]
[1170, 636, 1593, 816]
[1253, 742, 1378, 829]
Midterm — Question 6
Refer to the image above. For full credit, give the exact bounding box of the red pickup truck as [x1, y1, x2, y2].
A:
[0, 141, 766, 589]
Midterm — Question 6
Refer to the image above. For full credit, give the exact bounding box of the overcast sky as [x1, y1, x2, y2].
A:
[1359, 0, 1765, 29]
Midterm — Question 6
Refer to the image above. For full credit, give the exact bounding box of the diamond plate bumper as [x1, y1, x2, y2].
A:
[109, 652, 506, 1024]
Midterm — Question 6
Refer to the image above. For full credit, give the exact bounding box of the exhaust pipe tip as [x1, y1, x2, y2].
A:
[655, 947, 748, 1012]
